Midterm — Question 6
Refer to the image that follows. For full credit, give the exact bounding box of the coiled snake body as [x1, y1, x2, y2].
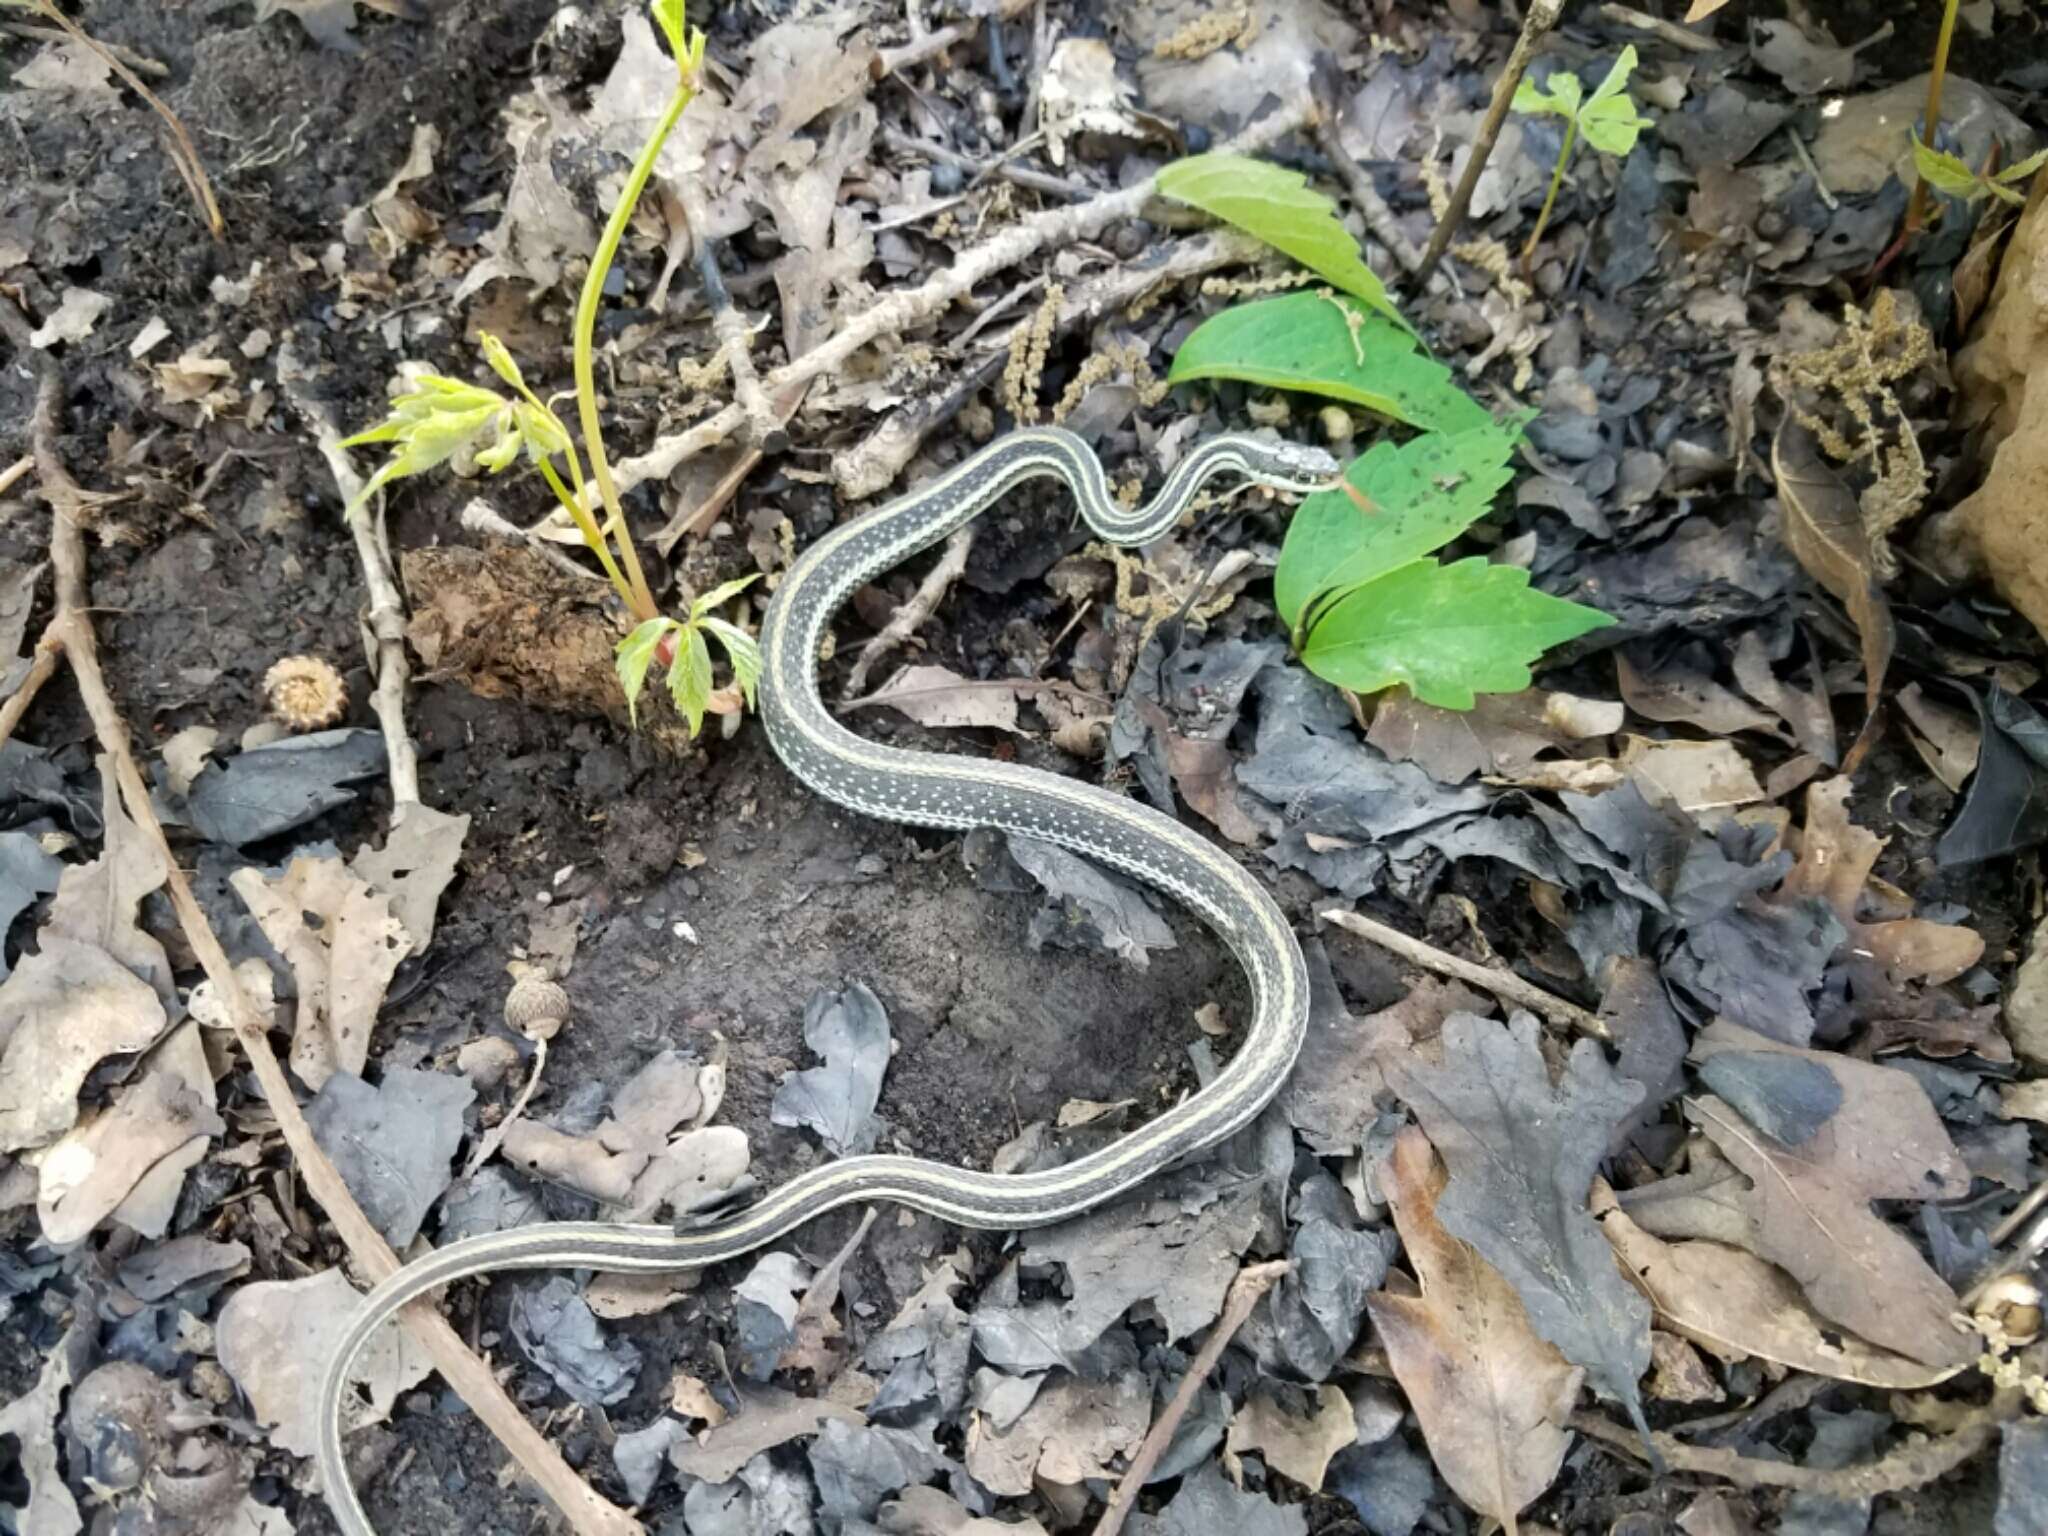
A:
[315, 427, 1330, 1533]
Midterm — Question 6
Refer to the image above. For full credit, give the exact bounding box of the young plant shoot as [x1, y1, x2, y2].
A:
[339, 0, 756, 738]
[1512, 44, 1652, 267]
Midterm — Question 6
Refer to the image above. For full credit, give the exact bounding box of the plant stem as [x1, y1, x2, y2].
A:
[1522, 116, 1578, 267]
[573, 84, 694, 624]
[540, 458, 635, 603]
[1903, 0, 1963, 236]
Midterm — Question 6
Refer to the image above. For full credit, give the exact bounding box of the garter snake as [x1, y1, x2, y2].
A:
[315, 426, 1333, 1534]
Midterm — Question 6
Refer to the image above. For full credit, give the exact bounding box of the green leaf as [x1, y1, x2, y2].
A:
[1274, 422, 1521, 632]
[690, 573, 761, 621]
[1999, 145, 2048, 186]
[1168, 293, 1487, 434]
[615, 617, 678, 727]
[1299, 557, 1614, 709]
[1911, 133, 1985, 201]
[478, 332, 529, 394]
[669, 625, 714, 737]
[700, 617, 762, 710]
[1513, 67, 1582, 121]
[1156, 154, 1405, 328]
[1583, 45, 1639, 109]
[1577, 86, 1651, 157]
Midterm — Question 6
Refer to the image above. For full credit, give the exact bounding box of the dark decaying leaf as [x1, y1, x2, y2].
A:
[1696, 1050, 1842, 1146]
[806, 1418, 948, 1525]
[1998, 1419, 2048, 1536]
[1365, 1127, 1581, 1536]
[304, 1067, 474, 1248]
[0, 830, 61, 981]
[614, 1417, 689, 1505]
[510, 1274, 640, 1407]
[0, 738, 101, 838]
[1771, 419, 1892, 770]
[1131, 1462, 1306, 1536]
[184, 728, 388, 847]
[1268, 1212, 1394, 1380]
[1006, 835, 1176, 968]
[770, 981, 891, 1156]
[1937, 687, 2048, 866]
[733, 1251, 808, 1382]
[1384, 1014, 1653, 1437]
[1327, 1434, 1437, 1536]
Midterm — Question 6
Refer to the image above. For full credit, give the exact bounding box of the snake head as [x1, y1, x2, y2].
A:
[1242, 437, 1344, 494]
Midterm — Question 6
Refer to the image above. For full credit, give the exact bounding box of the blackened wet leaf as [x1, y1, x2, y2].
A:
[1269, 1214, 1393, 1380]
[1938, 687, 2048, 866]
[511, 1275, 640, 1407]
[1132, 1462, 1306, 1536]
[1328, 1434, 1437, 1536]
[0, 738, 100, 837]
[305, 1067, 474, 1248]
[1780, 1407, 1889, 1536]
[771, 982, 890, 1156]
[437, 1165, 545, 1242]
[733, 1251, 808, 1382]
[1600, 959, 1688, 1152]
[0, 830, 60, 980]
[864, 1256, 970, 1419]
[184, 728, 387, 847]
[1697, 1050, 1842, 1145]
[614, 1416, 689, 1505]
[1772, 420, 1892, 769]
[1007, 835, 1176, 968]
[1385, 1012, 1654, 1435]
[806, 1418, 947, 1524]
[117, 1236, 250, 1303]
[1667, 897, 1843, 1047]
[1998, 1419, 2048, 1536]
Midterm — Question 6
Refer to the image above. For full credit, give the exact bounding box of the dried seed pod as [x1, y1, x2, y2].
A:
[1976, 1273, 2043, 1347]
[262, 656, 348, 730]
[505, 974, 571, 1040]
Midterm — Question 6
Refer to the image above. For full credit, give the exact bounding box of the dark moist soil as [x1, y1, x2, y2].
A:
[1, 6, 1258, 1532]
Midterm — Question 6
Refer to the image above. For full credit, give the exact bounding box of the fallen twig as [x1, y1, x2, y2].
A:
[463, 1039, 549, 1182]
[845, 526, 975, 696]
[278, 342, 420, 807]
[0, 296, 641, 1536]
[0, 454, 33, 498]
[26, 0, 222, 240]
[1571, 1388, 2021, 1497]
[1416, 0, 1564, 284]
[613, 104, 1306, 500]
[1318, 907, 1611, 1040]
[1092, 1260, 1291, 1536]
[1597, 3, 1721, 53]
[1309, 62, 1443, 288]
[874, 0, 1032, 78]
[836, 227, 1264, 501]
[681, 186, 781, 450]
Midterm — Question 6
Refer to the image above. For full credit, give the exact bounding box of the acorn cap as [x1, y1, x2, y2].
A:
[505, 974, 571, 1039]
[1975, 1272, 2043, 1346]
[262, 655, 348, 731]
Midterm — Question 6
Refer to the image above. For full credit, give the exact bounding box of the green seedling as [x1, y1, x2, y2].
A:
[1512, 44, 1652, 266]
[1911, 133, 2048, 209]
[341, 0, 752, 738]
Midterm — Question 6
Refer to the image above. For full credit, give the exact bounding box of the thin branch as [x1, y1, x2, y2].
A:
[26, 0, 222, 240]
[845, 526, 974, 697]
[1416, 0, 1564, 284]
[873, 0, 1033, 78]
[1318, 907, 1611, 1040]
[1571, 1388, 2021, 1497]
[277, 343, 420, 807]
[1092, 1261, 1291, 1536]
[680, 186, 780, 450]
[611, 104, 1307, 499]
[1596, 3, 1721, 53]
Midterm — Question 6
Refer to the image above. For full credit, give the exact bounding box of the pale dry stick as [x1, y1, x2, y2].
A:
[1318, 907, 1612, 1041]
[679, 183, 780, 449]
[0, 299, 642, 1536]
[0, 20, 171, 75]
[26, 0, 223, 240]
[277, 344, 419, 807]
[1784, 123, 1840, 211]
[649, 379, 808, 552]
[1307, 62, 1449, 294]
[458, 498, 610, 584]
[0, 297, 93, 756]
[1571, 1387, 2022, 1497]
[1596, 2, 1721, 53]
[1092, 1260, 1292, 1536]
[844, 525, 975, 696]
[873, 0, 1033, 78]
[0, 454, 33, 497]
[462, 1039, 549, 1181]
[1415, 0, 1565, 284]
[612, 105, 1308, 500]
[836, 227, 1266, 502]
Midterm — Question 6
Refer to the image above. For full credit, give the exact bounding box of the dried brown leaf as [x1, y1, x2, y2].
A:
[1225, 1383, 1357, 1490]
[349, 804, 470, 952]
[1595, 1183, 1961, 1389]
[1365, 1127, 1580, 1536]
[1772, 418, 1893, 769]
[0, 939, 168, 1153]
[853, 665, 1025, 733]
[230, 856, 413, 1091]
[1685, 1022, 1977, 1370]
[965, 1371, 1149, 1496]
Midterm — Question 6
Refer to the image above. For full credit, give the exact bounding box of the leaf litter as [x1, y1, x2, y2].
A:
[12, 2, 2048, 1533]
